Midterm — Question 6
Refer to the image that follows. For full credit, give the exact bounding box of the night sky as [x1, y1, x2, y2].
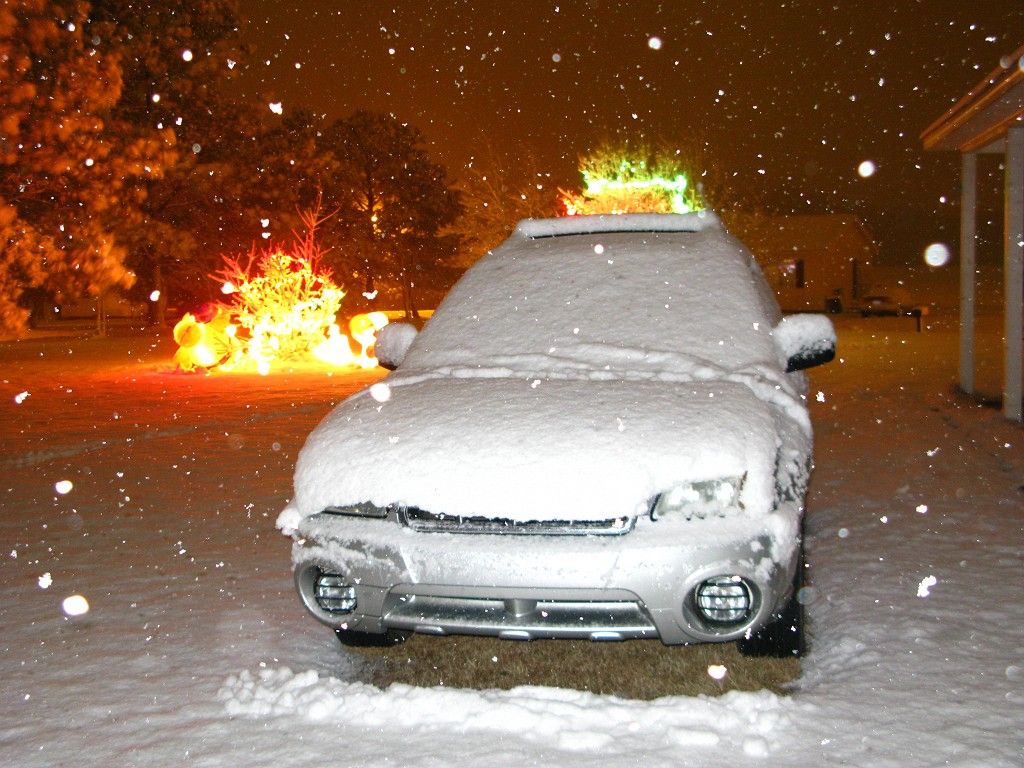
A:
[232, 1, 1024, 267]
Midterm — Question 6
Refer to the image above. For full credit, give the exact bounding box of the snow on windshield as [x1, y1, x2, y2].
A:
[402, 214, 781, 379]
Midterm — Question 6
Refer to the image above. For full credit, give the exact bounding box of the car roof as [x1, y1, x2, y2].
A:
[514, 211, 719, 239]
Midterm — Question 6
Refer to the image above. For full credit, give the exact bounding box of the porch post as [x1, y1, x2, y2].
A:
[959, 152, 977, 395]
[1004, 125, 1023, 421]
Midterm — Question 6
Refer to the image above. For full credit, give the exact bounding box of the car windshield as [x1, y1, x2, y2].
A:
[403, 224, 782, 378]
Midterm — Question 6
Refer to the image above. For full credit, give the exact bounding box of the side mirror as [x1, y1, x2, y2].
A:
[375, 322, 418, 370]
[774, 314, 836, 373]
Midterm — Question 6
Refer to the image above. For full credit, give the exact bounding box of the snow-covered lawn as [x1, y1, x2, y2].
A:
[1, 315, 1021, 767]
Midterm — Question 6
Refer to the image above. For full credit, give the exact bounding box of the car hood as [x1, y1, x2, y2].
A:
[281, 376, 783, 527]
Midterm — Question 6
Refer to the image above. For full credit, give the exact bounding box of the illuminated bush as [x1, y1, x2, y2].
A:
[560, 149, 706, 215]
[217, 242, 344, 370]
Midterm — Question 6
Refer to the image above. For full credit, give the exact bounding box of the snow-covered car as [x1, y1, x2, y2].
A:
[278, 212, 835, 656]
[859, 294, 906, 317]
[858, 291, 925, 319]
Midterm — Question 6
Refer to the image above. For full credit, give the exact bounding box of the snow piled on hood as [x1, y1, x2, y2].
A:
[283, 377, 779, 525]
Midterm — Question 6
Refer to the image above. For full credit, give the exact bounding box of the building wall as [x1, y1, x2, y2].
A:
[726, 213, 876, 312]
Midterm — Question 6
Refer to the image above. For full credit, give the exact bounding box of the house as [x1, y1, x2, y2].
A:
[726, 213, 876, 313]
[921, 42, 1023, 422]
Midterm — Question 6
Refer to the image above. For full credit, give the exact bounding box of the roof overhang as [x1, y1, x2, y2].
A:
[922, 44, 1024, 154]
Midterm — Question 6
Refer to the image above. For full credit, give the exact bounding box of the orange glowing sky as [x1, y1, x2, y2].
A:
[229, 1, 1022, 271]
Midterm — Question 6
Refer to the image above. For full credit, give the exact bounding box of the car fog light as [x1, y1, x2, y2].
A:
[314, 571, 357, 614]
[694, 576, 752, 625]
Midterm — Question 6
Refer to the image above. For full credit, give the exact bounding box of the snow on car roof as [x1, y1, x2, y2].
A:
[514, 211, 719, 239]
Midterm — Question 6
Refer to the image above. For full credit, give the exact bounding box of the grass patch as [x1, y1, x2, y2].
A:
[347, 634, 799, 700]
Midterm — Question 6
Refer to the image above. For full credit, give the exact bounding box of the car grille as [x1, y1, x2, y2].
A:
[399, 506, 635, 536]
[383, 592, 658, 640]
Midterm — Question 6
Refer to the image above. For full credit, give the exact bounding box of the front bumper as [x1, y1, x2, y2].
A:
[291, 507, 800, 646]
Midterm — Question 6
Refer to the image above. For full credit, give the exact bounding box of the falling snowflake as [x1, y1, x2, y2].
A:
[62, 595, 90, 616]
[916, 575, 938, 597]
[707, 664, 727, 680]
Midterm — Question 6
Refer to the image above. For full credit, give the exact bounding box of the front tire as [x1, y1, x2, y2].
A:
[334, 627, 409, 648]
[737, 558, 806, 658]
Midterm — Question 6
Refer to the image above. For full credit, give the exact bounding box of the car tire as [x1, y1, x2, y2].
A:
[334, 627, 409, 648]
[737, 558, 806, 658]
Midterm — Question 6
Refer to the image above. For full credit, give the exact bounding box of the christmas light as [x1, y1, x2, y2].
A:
[561, 154, 705, 215]
[172, 242, 390, 373]
[581, 169, 695, 212]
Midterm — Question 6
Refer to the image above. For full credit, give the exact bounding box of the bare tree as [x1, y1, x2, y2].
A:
[450, 143, 559, 267]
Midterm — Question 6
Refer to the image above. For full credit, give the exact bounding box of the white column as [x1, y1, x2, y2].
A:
[1004, 125, 1023, 422]
[960, 152, 977, 395]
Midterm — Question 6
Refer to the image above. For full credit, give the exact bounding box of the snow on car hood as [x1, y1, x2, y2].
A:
[279, 375, 780, 529]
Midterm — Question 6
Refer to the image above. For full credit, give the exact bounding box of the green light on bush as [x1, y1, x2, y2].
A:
[582, 170, 695, 213]
[561, 150, 706, 216]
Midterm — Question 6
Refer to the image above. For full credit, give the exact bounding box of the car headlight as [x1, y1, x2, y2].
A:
[650, 477, 744, 521]
[320, 502, 392, 519]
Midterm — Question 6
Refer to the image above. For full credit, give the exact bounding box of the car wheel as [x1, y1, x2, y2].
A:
[737, 558, 806, 658]
[334, 627, 409, 648]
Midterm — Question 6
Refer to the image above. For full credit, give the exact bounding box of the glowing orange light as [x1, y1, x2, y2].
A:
[311, 323, 355, 367]
[173, 242, 389, 373]
[173, 312, 237, 372]
[349, 311, 389, 368]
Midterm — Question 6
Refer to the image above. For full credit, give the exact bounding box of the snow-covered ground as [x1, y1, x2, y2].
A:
[1, 312, 1021, 767]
